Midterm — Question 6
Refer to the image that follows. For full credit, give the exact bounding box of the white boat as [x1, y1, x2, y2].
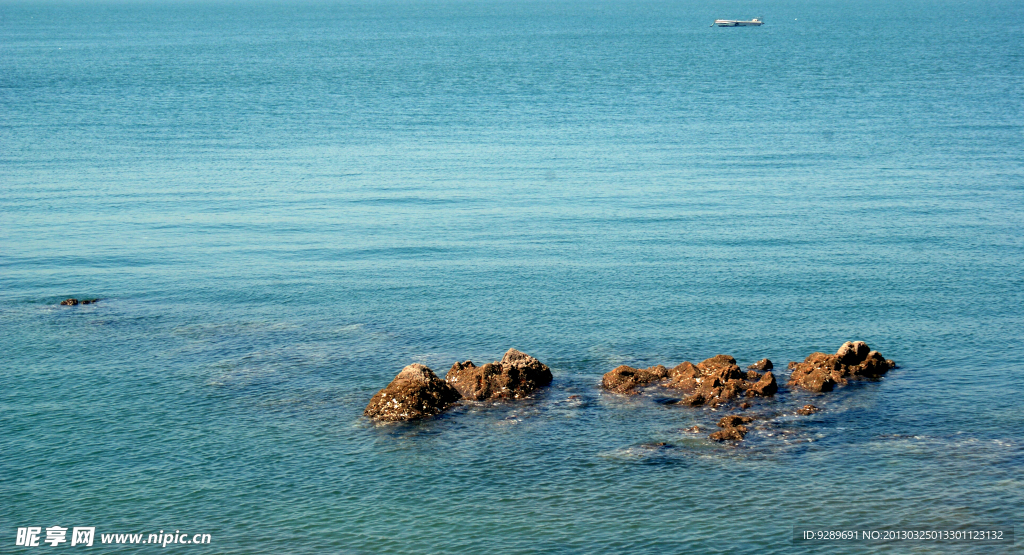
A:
[713, 17, 763, 27]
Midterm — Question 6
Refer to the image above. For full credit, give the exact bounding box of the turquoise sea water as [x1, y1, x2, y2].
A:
[2, 0, 1023, 552]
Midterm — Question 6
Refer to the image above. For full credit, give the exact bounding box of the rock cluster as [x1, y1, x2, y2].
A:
[364, 349, 552, 421]
[787, 341, 896, 392]
[709, 415, 753, 442]
[600, 355, 778, 407]
[363, 364, 461, 422]
[60, 298, 100, 306]
[601, 364, 671, 394]
[595, 341, 897, 442]
[446, 348, 553, 400]
[364, 341, 899, 441]
[667, 355, 778, 407]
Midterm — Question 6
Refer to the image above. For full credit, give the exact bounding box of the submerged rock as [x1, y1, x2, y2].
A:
[601, 364, 669, 394]
[364, 364, 461, 421]
[60, 298, 100, 306]
[709, 414, 754, 442]
[709, 427, 747, 441]
[747, 358, 773, 371]
[796, 404, 821, 415]
[718, 415, 754, 428]
[446, 348, 552, 400]
[787, 342, 896, 392]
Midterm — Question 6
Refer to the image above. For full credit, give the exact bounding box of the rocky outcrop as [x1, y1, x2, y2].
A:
[60, 298, 100, 306]
[747, 358, 773, 371]
[748, 371, 778, 397]
[718, 415, 754, 428]
[364, 364, 461, 421]
[796, 404, 821, 415]
[787, 341, 896, 392]
[709, 414, 753, 441]
[660, 355, 778, 407]
[601, 364, 669, 394]
[446, 348, 552, 400]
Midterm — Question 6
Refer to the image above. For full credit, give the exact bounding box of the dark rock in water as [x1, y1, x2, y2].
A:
[717, 415, 754, 428]
[796, 404, 821, 415]
[601, 364, 668, 394]
[787, 353, 840, 392]
[709, 425, 748, 442]
[739, 402, 752, 410]
[673, 354, 778, 407]
[684, 425, 701, 433]
[787, 342, 896, 392]
[836, 341, 870, 365]
[364, 363, 461, 421]
[640, 441, 670, 449]
[446, 348, 552, 400]
[698, 354, 744, 380]
[858, 351, 893, 377]
[747, 358, 773, 371]
[710, 413, 753, 441]
[664, 361, 700, 390]
[746, 371, 778, 397]
[60, 298, 100, 306]
[606, 356, 782, 409]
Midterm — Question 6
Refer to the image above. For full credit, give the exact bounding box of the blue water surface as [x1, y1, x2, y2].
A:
[2, 0, 1022, 553]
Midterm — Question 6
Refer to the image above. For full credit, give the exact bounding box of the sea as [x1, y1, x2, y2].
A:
[2, 0, 1022, 553]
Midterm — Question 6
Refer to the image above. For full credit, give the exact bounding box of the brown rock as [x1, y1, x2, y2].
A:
[857, 351, 894, 377]
[746, 371, 778, 397]
[786, 352, 841, 392]
[710, 413, 755, 441]
[664, 361, 700, 389]
[718, 415, 754, 428]
[739, 402, 752, 410]
[709, 425, 748, 441]
[796, 404, 821, 415]
[60, 298, 79, 306]
[788, 342, 896, 392]
[673, 354, 778, 407]
[601, 364, 669, 394]
[364, 363, 462, 421]
[836, 341, 870, 365]
[682, 392, 707, 406]
[447, 348, 553, 400]
[697, 354, 744, 381]
[747, 358, 773, 371]
[80, 298, 100, 305]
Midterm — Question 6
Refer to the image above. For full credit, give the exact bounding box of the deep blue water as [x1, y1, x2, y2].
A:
[2, 0, 1023, 552]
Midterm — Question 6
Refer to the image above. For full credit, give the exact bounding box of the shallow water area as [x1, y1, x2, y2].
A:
[2, 0, 1023, 553]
